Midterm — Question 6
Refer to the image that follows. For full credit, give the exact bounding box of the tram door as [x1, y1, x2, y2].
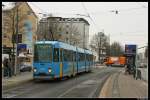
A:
[60, 48, 63, 78]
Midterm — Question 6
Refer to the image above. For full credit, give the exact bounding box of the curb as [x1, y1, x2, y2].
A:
[2, 78, 33, 90]
[99, 74, 113, 98]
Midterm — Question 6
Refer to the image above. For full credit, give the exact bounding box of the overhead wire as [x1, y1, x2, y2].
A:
[81, 2, 100, 32]
[29, 2, 50, 17]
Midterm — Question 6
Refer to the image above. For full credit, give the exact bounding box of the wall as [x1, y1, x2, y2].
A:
[2, 2, 37, 54]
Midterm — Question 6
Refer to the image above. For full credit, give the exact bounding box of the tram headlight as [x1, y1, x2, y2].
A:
[33, 68, 37, 72]
[48, 68, 52, 73]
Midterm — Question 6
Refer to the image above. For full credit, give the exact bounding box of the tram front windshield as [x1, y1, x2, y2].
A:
[34, 44, 52, 63]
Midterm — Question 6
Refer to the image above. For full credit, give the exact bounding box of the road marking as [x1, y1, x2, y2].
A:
[57, 86, 76, 97]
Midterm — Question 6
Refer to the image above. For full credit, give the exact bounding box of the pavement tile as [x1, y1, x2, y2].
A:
[99, 69, 148, 98]
[2, 72, 33, 90]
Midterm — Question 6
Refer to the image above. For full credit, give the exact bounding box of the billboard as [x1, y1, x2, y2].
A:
[125, 44, 137, 54]
[17, 44, 27, 56]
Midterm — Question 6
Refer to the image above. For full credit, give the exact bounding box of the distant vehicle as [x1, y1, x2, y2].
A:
[33, 41, 95, 81]
[20, 62, 32, 72]
[104, 56, 126, 67]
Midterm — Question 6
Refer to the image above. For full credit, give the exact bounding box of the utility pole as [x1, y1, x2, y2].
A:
[99, 34, 101, 63]
[70, 18, 73, 45]
[109, 33, 110, 56]
[2, 4, 5, 78]
[99, 32, 104, 64]
[14, 2, 19, 75]
[98, 32, 101, 63]
[12, 8, 15, 75]
[83, 23, 85, 49]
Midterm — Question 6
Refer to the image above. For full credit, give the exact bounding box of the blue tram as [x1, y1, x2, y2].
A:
[33, 41, 94, 80]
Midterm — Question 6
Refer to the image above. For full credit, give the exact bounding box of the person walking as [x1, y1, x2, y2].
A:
[8, 58, 12, 77]
[3, 57, 9, 77]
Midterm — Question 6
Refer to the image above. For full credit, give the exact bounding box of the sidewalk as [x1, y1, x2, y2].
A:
[138, 68, 148, 82]
[2, 72, 33, 90]
[99, 69, 148, 98]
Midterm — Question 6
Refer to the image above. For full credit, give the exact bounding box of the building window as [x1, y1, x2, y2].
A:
[53, 48, 59, 62]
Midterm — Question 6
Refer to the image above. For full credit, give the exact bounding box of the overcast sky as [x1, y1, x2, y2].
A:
[3, 2, 148, 53]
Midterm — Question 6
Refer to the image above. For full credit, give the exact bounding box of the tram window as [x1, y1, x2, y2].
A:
[79, 53, 82, 61]
[34, 44, 52, 63]
[64, 49, 68, 61]
[67, 50, 70, 61]
[76, 53, 79, 61]
[88, 54, 90, 61]
[73, 52, 76, 61]
[90, 55, 92, 61]
[80, 53, 84, 61]
[54, 48, 59, 62]
[60, 48, 63, 62]
[82, 53, 85, 61]
[89, 55, 91, 61]
[69, 50, 72, 61]
[85, 54, 88, 61]
[69, 50, 73, 62]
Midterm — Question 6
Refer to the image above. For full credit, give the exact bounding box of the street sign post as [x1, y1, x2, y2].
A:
[125, 44, 137, 78]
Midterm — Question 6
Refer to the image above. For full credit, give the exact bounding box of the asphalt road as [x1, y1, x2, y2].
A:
[2, 66, 122, 98]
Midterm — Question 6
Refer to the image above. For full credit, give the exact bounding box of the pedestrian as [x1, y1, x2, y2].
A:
[124, 65, 128, 75]
[136, 69, 141, 80]
[8, 58, 12, 77]
[2, 63, 4, 77]
[3, 57, 9, 77]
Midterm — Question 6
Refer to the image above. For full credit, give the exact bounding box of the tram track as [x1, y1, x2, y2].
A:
[3, 67, 122, 98]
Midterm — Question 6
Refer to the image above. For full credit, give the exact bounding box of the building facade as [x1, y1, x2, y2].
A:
[2, 2, 38, 75]
[37, 17, 90, 49]
[2, 2, 38, 54]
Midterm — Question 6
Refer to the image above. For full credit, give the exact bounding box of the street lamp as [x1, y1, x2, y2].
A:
[14, 2, 19, 75]
[2, 4, 5, 78]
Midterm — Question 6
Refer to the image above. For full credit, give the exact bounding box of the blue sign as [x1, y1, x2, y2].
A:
[17, 44, 27, 55]
[125, 44, 137, 54]
[17, 44, 27, 50]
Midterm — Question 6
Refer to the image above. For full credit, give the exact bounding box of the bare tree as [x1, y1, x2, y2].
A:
[110, 41, 124, 56]
[69, 24, 80, 46]
[90, 32, 109, 63]
[37, 17, 66, 41]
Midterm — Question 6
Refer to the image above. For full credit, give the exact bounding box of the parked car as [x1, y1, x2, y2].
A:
[20, 62, 32, 72]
